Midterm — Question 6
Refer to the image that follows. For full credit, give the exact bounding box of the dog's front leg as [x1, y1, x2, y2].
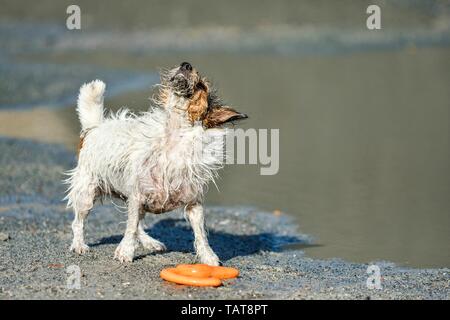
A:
[138, 211, 166, 252]
[114, 195, 140, 263]
[186, 203, 220, 266]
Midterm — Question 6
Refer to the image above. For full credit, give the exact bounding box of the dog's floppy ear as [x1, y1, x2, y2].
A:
[203, 106, 248, 128]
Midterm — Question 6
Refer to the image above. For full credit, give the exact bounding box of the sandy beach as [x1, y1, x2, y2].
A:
[0, 137, 448, 299]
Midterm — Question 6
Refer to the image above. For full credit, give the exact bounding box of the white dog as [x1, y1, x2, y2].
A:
[64, 62, 247, 264]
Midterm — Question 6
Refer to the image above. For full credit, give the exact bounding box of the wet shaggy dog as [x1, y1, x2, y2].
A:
[65, 62, 247, 264]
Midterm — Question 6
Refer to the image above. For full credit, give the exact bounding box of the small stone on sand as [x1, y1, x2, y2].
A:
[0, 232, 10, 241]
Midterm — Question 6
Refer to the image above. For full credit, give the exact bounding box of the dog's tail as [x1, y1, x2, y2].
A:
[77, 80, 105, 131]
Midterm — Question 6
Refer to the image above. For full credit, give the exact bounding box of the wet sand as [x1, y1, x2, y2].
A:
[0, 137, 448, 300]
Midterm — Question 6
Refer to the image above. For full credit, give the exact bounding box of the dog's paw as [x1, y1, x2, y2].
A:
[139, 235, 167, 253]
[114, 242, 135, 263]
[70, 242, 90, 255]
[199, 251, 220, 266]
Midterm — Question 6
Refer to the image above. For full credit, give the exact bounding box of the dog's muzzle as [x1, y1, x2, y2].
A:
[171, 62, 193, 81]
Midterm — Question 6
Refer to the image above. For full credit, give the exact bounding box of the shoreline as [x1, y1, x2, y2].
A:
[0, 137, 448, 299]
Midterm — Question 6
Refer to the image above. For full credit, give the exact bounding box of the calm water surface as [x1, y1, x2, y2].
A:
[1, 48, 449, 268]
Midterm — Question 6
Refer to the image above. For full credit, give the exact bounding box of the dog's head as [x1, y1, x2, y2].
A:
[164, 62, 200, 97]
[159, 62, 248, 128]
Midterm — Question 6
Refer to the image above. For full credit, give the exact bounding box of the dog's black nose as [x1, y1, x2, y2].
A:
[180, 62, 192, 71]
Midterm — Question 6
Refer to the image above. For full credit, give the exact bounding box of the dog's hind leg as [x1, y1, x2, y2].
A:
[68, 171, 96, 254]
[114, 194, 141, 262]
[137, 211, 166, 253]
[70, 207, 91, 254]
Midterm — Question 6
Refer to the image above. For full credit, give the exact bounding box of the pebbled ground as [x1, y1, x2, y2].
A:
[0, 137, 448, 299]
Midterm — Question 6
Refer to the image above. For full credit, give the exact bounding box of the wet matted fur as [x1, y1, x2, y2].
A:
[64, 62, 247, 264]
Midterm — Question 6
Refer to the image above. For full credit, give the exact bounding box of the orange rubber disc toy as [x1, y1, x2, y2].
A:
[160, 264, 239, 287]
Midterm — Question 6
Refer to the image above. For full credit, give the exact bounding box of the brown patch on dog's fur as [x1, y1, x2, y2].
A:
[77, 130, 92, 158]
[186, 80, 247, 127]
[77, 136, 84, 158]
[187, 81, 209, 123]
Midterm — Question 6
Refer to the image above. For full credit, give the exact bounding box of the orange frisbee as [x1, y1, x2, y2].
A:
[210, 266, 240, 279]
[175, 264, 213, 278]
[160, 264, 239, 287]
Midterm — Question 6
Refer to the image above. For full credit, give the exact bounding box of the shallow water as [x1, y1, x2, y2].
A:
[0, 1, 449, 268]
